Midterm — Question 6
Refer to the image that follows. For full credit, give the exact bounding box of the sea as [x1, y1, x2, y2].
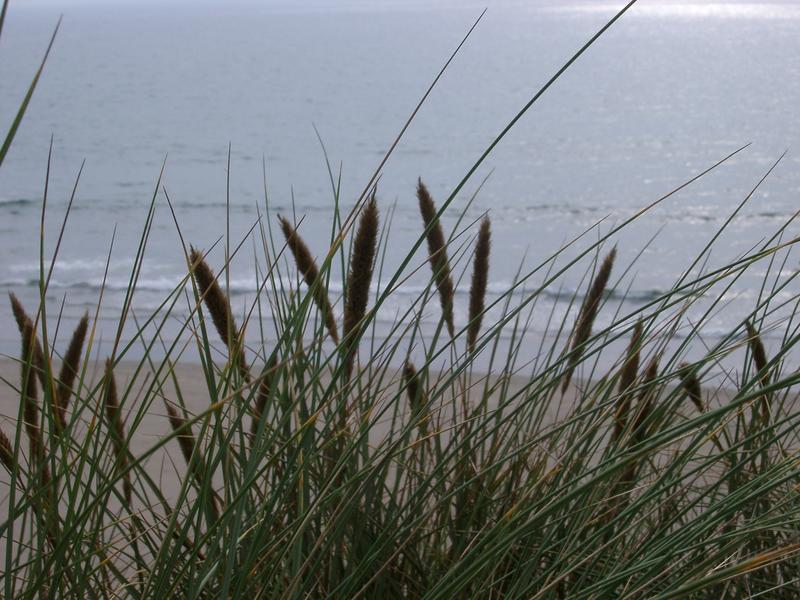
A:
[1, 0, 799, 373]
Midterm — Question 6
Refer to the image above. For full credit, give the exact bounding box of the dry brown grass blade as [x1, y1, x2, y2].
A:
[279, 216, 339, 344]
[417, 179, 455, 339]
[56, 313, 88, 431]
[189, 248, 250, 382]
[343, 193, 379, 378]
[468, 216, 491, 353]
[103, 359, 132, 504]
[562, 247, 616, 393]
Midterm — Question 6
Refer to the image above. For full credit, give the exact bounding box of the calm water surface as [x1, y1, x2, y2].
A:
[1, 0, 799, 367]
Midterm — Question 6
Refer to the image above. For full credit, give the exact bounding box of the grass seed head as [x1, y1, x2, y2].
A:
[103, 359, 132, 503]
[468, 216, 491, 353]
[611, 319, 643, 444]
[343, 193, 379, 376]
[165, 401, 196, 467]
[279, 216, 340, 344]
[417, 179, 455, 338]
[251, 354, 279, 441]
[189, 248, 250, 381]
[56, 313, 88, 430]
[632, 356, 659, 445]
[403, 360, 429, 433]
[678, 362, 704, 413]
[562, 247, 617, 393]
[10, 293, 47, 391]
[745, 320, 769, 385]
[0, 428, 14, 473]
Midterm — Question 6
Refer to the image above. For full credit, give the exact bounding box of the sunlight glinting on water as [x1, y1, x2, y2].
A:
[554, 2, 800, 20]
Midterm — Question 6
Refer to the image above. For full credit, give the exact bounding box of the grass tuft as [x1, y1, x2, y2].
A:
[4, 3, 800, 595]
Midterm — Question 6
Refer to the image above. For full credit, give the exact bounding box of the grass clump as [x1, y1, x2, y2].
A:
[3, 2, 800, 598]
[3, 164, 800, 597]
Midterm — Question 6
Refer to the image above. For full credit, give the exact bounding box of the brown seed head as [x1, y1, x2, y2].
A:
[632, 356, 659, 445]
[9, 292, 31, 332]
[279, 216, 339, 344]
[56, 313, 89, 430]
[103, 359, 132, 504]
[165, 401, 219, 520]
[20, 321, 50, 486]
[417, 179, 455, 338]
[165, 402, 196, 467]
[189, 248, 250, 381]
[10, 293, 47, 392]
[745, 320, 769, 385]
[251, 354, 278, 441]
[343, 194, 379, 376]
[468, 216, 491, 353]
[0, 428, 14, 473]
[20, 321, 41, 445]
[562, 247, 616, 393]
[619, 320, 643, 394]
[403, 360, 429, 433]
[745, 320, 771, 423]
[611, 320, 643, 444]
[678, 362, 704, 413]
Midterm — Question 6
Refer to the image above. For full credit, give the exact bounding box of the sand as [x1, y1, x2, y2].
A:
[0, 355, 580, 498]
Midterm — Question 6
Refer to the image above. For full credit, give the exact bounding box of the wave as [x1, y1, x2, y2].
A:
[0, 274, 670, 306]
[9, 258, 122, 273]
[0, 198, 34, 209]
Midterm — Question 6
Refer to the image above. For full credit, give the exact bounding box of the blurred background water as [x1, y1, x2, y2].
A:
[1, 0, 799, 367]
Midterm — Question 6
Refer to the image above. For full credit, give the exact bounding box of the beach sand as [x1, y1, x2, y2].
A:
[0, 354, 760, 572]
[0, 357, 551, 498]
[0, 355, 585, 499]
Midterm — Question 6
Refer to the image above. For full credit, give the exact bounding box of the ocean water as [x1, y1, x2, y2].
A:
[1, 0, 799, 367]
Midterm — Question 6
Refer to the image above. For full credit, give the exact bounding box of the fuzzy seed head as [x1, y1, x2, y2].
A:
[189, 248, 250, 380]
[343, 194, 379, 376]
[745, 320, 769, 385]
[56, 313, 89, 430]
[417, 179, 455, 338]
[562, 247, 617, 393]
[678, 363, 704, 413]
[468, 216, 491, 353]
[403, 360, 429, 433]
[611, 320, 643, 444]
[103, 360, 132, 503]
[0, 428, 13, 473]
[251, 355, 278, 441]
[279, 217, 340, 344]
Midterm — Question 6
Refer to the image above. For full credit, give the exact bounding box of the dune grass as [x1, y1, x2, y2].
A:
[4, 1, 800, 597]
